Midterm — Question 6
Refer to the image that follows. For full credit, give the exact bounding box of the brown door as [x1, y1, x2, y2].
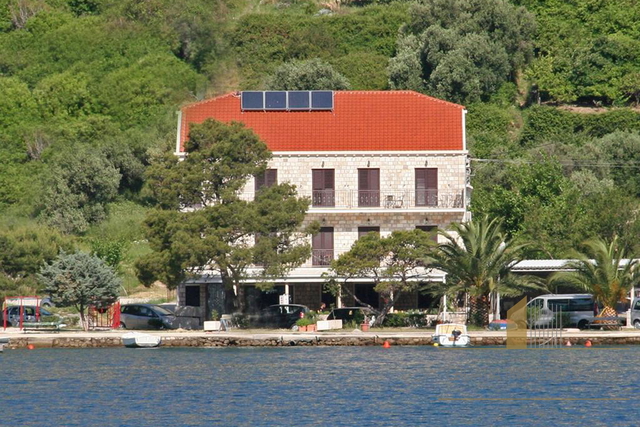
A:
[415, 168, 438, 207]
[312, 227, 334, 266]
[358, 169, 380, 207]
[312, 169, 335, 207]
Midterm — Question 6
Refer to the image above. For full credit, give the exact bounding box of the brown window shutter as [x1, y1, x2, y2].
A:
[312, 169, 325, 190]
[369, 169, 379, 191]
[358, 169, 380, 207]
[266, 169, 277, 187]
[358, 169, 368, 191]
[358, 226, 380, 239]
[426, 168, 438, 207]
[426, 168, 438, 190]
[324, 169, 335, 190]
[312, 227, 334, 266]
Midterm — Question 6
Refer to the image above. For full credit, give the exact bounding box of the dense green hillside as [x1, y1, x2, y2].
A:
[1, 0, 640, 298]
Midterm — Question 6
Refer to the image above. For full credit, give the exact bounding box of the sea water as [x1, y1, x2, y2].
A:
[1, 346, 637, 426]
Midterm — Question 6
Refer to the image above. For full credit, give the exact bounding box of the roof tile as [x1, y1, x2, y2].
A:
[180, 91, 464, 152]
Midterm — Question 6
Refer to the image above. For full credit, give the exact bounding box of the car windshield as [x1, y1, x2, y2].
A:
[153, 306, 174, 316]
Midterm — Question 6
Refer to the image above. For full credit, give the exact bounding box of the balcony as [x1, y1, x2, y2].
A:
[312, 249, 334, 266]
[245, 189, 464, 211]
[309, 189, 464, 210]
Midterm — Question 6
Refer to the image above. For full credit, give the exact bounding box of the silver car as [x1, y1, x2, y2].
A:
[2, 306, 54, 327]
[119, 304, 177, 330]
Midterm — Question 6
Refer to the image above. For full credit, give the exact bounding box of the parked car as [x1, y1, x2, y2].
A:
[1, 306, 54, 327]
[119, 304, 177, 330]
[630, 299, 640, 329]
[327, 307, 375, 325]
[253, 304, 309, 329]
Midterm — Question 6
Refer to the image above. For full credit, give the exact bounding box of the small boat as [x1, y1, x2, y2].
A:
[122, 332, 161, 348]
[432, 323, 470, 347]
[0, 337, 8, 344]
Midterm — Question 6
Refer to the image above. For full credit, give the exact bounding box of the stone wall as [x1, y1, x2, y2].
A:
[298, 211, 463, 268]
[8, 334, 640, 349]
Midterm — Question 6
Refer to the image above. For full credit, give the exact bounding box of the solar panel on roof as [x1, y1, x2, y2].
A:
[242, 92, 263, 110]
[240, 91, 333, 111]
[311, 91, 333, 110]
[265, 91, 287, 110]
[288, 91, 310, 110]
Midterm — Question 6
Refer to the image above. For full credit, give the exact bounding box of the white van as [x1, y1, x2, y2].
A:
[630, 299, 640, 329]
[526, 294, 596, 329]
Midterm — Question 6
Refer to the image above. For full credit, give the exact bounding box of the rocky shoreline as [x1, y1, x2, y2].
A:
[4, 330, 640, 349]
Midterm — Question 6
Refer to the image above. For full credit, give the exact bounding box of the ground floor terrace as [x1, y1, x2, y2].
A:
[177, 268, 447, 326]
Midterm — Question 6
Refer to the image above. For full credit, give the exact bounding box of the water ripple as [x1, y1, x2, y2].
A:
[0, 346, 637, 426]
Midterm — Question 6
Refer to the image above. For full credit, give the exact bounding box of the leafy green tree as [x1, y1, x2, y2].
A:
[0, 222, 72, 300]
[38, 251, 121, 330]
[90, 239, 127, 271]
[432, 216, 541, 326]
[146, 119, 271, 209]
[619, 73, 640, 105]
[551, 237, 640, 324]
[326, 230, 433, 326]
[389, 0, 535, 103]
[136, 120, 315, 312]
[267, 58, 351, 91]
[472, 159, 568, 237]
[330, 52, 389, 90]
[38, 146, 121, 234]
[519, 0, 640, 105]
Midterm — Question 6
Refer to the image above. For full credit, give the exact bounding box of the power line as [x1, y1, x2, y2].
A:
[470, 158, 640, 169]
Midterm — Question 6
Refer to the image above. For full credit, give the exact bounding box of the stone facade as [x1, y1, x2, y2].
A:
[176, 151, 469, 319]
[241, 151, 467, 207]
[242, 151, 468, 268]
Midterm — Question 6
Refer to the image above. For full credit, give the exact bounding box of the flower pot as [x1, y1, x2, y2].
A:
[299, 325, 307, 332]
[307, 324, 316, 332]
[360, 323, 370, 332]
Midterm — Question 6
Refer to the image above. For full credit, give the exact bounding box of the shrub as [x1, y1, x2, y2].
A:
[296, 317, 312, 327]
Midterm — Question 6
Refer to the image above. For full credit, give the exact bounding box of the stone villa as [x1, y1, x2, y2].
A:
[174, 90, 470, 322]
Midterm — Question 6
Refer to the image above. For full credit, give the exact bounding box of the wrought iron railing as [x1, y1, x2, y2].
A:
[243, 189, 464, 209]
[312, 249, 334, 266]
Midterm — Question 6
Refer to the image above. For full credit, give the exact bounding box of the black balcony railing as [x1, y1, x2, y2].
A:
[312, 190, 335, 207]
[358, 190, 380, 207]
[241, 189, 464, 209]
[312, 249, 334, 266]
[415, 189, 439, 207]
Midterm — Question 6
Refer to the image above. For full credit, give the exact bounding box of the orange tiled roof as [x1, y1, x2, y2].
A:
[179, 91, 465, 152]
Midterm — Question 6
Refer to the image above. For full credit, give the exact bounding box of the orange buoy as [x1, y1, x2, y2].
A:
[27, 344, 35, 350]
[383, 340, 391, 348]
[585, 340, 592, 347]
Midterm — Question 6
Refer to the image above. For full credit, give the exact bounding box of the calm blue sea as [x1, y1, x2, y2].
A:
[1, 346, 638, 426]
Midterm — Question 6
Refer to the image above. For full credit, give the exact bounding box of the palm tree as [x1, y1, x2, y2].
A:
[432, 216, 542, 326]
[550, 237, 640, 324]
